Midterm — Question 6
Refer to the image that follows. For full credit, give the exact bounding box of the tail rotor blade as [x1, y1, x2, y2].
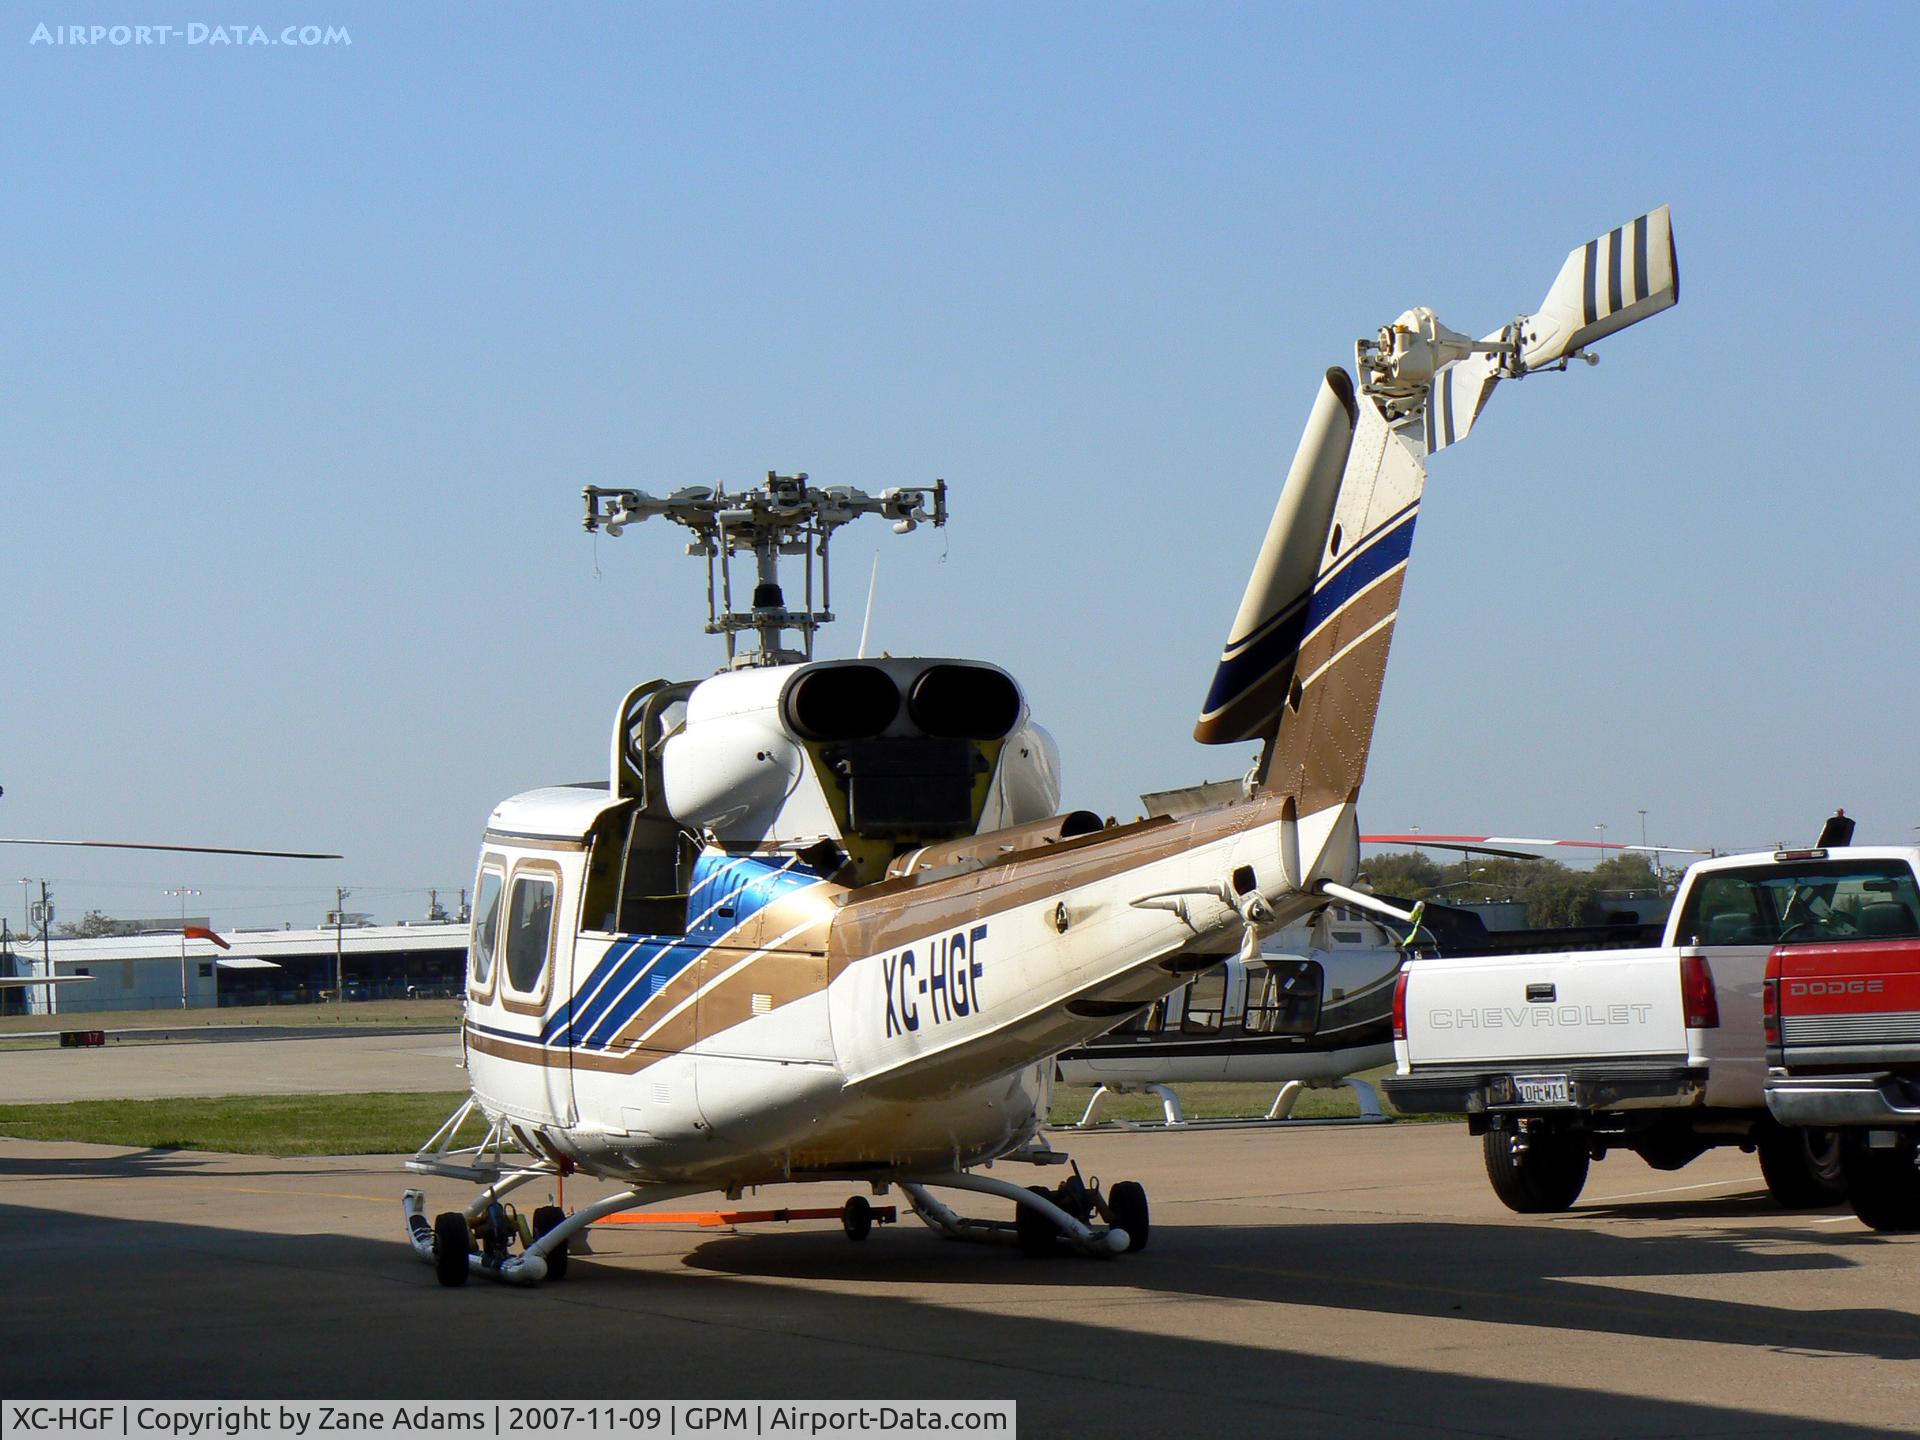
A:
[1423, 350, 1504, 454]
[1521, 205, 1678, 369]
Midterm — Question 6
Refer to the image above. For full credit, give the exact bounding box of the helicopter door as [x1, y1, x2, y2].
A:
[496, 859, 576, 1127]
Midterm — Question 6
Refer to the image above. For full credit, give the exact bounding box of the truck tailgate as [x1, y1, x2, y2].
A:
[1775, 939, 1920, 1069]
[1403, 946, 1686, 1067]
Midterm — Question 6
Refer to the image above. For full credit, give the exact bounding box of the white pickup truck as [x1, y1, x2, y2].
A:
[1384, 846, 1920, 1212]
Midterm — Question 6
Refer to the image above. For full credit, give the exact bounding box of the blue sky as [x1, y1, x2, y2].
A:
[3, 3, 1916, 930]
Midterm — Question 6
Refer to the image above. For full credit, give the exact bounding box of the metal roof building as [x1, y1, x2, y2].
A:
[1, 922, 469, 1016]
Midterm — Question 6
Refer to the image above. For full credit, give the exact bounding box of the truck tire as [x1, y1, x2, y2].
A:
[1757, 1124, 1847, 1209]
[1840, 1132, 1920, 1232]
[1483, 1124, 1589, 1213]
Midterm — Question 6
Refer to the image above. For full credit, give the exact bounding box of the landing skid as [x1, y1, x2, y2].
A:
[1067, 1075, 1389, 1129]
[403, 1113, 1147, 1285]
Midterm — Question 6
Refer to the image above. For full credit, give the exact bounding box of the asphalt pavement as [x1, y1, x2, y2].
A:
[1, 1123, 1915, 1436]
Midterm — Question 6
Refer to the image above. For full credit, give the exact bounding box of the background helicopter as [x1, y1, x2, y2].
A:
[1055, 795, 1715, 1127]
[405, 206, 1680, 1285]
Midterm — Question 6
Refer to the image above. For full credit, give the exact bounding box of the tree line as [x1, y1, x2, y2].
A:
[1360, 851, 1669, 929]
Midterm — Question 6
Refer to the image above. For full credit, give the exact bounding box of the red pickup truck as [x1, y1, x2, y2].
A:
[1765, 933, 1920, 1231]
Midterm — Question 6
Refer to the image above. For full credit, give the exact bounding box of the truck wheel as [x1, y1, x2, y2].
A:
[1758, 1125, 1847, 1209]
[1483, 1125, 1589, 1213]
[1840, 1132, 1920, 1232]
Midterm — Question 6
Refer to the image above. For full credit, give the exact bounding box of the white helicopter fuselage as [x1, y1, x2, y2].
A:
[410, 206, 1680, 1285]
[462, 747, 1350, 1188]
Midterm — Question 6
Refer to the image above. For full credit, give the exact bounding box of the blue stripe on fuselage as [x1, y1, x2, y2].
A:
[541, 854, 824, 1052]
[1201, 504, 1418, 717]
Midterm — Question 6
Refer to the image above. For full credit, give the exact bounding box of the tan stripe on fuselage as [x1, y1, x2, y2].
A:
[1289, 569, 1404, 692]
[1261, 621, 1398, 815]
[826, 795, 1285, 975]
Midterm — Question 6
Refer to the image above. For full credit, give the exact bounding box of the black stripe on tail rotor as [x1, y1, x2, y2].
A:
[1632, 213, 1649, 303]
[1607, 226, 1623, 316]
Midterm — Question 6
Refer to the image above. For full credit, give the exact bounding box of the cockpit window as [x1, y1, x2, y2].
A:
[504, 875, 557, 994]
[470, 870, 503, 986]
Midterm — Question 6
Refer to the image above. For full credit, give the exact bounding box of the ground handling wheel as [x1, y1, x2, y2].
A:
[1840, 1132, 1920, 1232]
[433, 1211, 471, 1287]
[842, 1195, 873, 1242]
[1052, 1174, 1094, 1223]
[1016, 1186, 1061, 1257]
[1757, 1124, 1847, 1209]
[1106, 1181, 1150, 1252]
[1483, 1122, 1589, 1213]
[532, 1205, 570, 1280]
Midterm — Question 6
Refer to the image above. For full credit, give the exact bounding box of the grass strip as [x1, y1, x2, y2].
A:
[0, 1089, 480, 1156]
[0, 1073, 1453, 1157]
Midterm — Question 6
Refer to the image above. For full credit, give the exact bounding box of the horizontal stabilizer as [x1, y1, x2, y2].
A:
[1521, 205, 1677, 369]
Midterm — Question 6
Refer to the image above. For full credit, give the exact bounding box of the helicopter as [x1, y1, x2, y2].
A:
[403, 206, 1680, 1284]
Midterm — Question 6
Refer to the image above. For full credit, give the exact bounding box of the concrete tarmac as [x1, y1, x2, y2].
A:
[1, 1124, 1916, 1436]
[0, 1029, 465, 1102]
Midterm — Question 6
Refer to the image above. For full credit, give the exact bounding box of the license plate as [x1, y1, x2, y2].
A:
[1513, 1073, 1572, 1106]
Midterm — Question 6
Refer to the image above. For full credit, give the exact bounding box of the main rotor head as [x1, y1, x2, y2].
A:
[583, 472, 947, 668]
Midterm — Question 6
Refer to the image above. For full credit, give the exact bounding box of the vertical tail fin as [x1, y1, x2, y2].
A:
[1193, 368, 1357, 746]
[1253, 398, 1424, 810]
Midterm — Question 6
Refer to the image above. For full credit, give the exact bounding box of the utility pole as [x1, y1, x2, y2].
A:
[164, 886, 200, 1009]
[335, 886, 350, 1004]
[26, 881, 55, 1016]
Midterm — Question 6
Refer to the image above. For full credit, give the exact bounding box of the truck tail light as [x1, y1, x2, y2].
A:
[1762, 947, 1782, 1049]
[1392, 965, 1411, 1041]
[1681, 953, 1719, 1029]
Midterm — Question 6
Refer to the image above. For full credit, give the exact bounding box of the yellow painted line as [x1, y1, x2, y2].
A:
[1216, 1262, 1919, 1347]
[221, 1184, 395, 1204]
[1585, 1176, 1755, 1203]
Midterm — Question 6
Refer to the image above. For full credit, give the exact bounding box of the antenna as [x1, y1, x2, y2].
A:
[583, 472, 947, 668]
[857, 552, 880, 659]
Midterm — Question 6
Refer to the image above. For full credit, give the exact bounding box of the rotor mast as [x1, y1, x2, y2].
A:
[583, 472, 948, 668]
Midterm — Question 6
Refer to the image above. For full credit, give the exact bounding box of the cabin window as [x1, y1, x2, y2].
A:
[470, 869, 504, 989]
[504, 875, 557, 994]
[1244, 959, 1324, 1035]
[1182, 968, 1226, 1033]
